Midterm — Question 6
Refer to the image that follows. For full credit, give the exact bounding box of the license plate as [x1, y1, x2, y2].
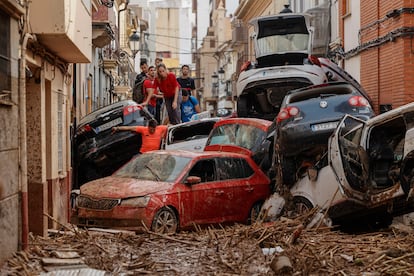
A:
[311, 121, 339, 131]
[95, 118, 122, 133]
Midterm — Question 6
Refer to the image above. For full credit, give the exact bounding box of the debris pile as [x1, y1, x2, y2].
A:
[1, 214, 414, 275]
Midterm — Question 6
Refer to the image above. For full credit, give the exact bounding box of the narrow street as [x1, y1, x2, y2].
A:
[2, 213, 414, 275]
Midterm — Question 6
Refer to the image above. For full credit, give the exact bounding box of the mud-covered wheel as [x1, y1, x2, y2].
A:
[248, 202, 263, 224]
[293, 196, 313, 216]
[151, 207, 178, 234]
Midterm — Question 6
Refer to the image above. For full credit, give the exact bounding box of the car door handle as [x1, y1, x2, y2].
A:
[215, 190, 224, 195]
[194, 146, 201, 150]
[244, 187, 254, 192]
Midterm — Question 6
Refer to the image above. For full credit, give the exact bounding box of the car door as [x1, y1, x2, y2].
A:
[330, 110, 414, 208]
[185, 158, 233, 225]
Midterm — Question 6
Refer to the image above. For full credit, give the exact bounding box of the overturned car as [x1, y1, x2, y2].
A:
[287, 102, 414, 226]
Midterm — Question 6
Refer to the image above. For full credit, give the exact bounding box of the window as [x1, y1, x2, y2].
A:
[217, 157, 254, 180]
[189, 159, 216, 183]
[0, 8, 11, 95]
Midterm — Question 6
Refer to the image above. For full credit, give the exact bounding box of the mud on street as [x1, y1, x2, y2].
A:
[2, 211, 414, 275]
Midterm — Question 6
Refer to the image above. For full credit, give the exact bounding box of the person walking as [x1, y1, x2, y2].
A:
[180, 90, 201, 122]
[112, 119, 167, 153]
[154, 63, 181, 125]
[177, 64, 196, 97]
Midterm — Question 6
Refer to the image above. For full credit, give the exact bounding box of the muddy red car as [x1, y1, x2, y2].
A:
[71, 149, 271, 233]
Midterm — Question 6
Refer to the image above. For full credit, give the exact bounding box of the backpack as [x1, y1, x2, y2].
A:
[132, 74, 146, 103]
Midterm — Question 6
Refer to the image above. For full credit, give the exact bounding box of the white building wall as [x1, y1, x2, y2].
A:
[343, 0, 361, 82]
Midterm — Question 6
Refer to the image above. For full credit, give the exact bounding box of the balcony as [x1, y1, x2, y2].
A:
[30, 0, 92, 63]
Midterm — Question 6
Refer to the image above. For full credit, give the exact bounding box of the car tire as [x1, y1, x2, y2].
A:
[248, 202, 263, 224]
[293, 196, 313, 216]
[151, 207, 178, 234]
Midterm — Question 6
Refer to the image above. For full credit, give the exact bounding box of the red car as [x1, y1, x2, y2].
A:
[71, 149, 271, 233]
[204, 118, 275, 174]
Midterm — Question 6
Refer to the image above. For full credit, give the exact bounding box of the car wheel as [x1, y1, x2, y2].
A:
[293, 196, 313, 216]
[280, 156, 297, 186]
[248, 202, 263, 224]
[151, 207, 178, 234]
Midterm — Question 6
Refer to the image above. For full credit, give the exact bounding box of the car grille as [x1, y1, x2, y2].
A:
[76, 195, 120, 210]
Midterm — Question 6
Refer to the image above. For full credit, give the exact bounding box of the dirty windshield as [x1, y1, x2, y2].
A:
[257, 33, 309, 56]
[208, 124, 267, 152]
[114, 153, 191, 182]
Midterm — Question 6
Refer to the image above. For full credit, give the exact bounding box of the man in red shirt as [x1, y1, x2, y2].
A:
[154, 63, 181, 124]
[112, 119, 167, 153]
[141, 66, 162, 118]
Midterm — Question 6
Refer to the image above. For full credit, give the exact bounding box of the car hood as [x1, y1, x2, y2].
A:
[80, 176, 172, 198]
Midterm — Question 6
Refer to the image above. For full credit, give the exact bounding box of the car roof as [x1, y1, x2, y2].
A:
[78, 100, 137, 125]
[149, 149, 254, 159]
[167, 117, 221, 130]
[213, 117, 272, 131]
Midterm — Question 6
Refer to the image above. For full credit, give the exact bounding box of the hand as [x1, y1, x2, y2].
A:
[172, 101, 177, 110]
[111, 126, 118, 134]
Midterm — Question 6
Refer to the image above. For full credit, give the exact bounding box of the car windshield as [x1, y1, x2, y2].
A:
[114, 152, 192, 182]
[257, 33, 309, 56]
[208, 123, 267, 152]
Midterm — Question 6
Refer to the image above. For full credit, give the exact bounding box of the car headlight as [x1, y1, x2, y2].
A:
[120, 196, 150, 207]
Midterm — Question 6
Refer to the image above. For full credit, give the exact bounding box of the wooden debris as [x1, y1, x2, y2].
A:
[0, 215, 414, 275]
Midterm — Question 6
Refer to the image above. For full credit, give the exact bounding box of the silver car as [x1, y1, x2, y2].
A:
[163, 117, 221, 152]
[290, 102, 414, 226]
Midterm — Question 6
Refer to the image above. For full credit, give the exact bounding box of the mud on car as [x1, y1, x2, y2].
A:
[289, 102, 414, 226]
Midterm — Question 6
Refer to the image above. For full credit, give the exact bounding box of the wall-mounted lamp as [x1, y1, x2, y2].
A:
[129, 30, 140, 58]
[211, 72, 219, 86]
[218, 67, 225, 83]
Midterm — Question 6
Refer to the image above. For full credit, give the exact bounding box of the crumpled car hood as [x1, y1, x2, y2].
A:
[80, 176, 172, 198]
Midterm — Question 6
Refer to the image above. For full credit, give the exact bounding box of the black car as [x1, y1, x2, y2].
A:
[274, 82, 375, 185]
[73, 100, 154, 188]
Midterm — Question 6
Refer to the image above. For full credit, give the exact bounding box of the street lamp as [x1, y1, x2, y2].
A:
[218, 67, 225, 83]
[129, 30, 140, 58]
[211, 72, 218, 86]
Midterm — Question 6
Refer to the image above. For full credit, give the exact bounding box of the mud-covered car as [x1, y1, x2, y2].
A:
[163, 117, 221, 152]
[71, 149, 271, 233]
[73, 100, 153, 188]
[275, 82, 375, 185]
[204, 118, 275, 175]
[289, 102, 414, 226]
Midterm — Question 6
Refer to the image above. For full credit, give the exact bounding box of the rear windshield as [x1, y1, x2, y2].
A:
[288, 85, 354, 104]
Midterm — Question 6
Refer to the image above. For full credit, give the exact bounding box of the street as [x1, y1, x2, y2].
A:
[1, 213, 414, 275]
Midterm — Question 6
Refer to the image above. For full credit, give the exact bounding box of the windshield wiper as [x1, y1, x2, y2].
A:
[145, 165, 161, 181]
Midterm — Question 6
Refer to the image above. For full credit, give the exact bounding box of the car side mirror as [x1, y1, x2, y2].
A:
[307, 167, 318, 182]
[186, 176, 201, 185]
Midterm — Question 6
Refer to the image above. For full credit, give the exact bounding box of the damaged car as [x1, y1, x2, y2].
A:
[163, 117, 221, 152]
[204, 118, 275, 175]
[289, 102, 414, 226]
[236, 12, 330, 121]
[73, 100, 154, 188]
[71, 149, 271, 233]
[275, 82, 375, 185]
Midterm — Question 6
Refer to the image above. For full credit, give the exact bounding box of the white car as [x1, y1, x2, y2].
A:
[163, 117, 221, 152]
[236, 12, 329, 121]
[290, 102, 414, 226]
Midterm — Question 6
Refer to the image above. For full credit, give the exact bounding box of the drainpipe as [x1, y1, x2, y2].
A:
[19, 32, 34, 250]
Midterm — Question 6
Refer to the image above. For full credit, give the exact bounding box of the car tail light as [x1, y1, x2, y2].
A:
[123, 104, 142, 116]
[77, 124, 92, 135]
[308, 55, 321, 67]
[240, 61, 251, 72]
[348, 96, 370, 107]
[277, 106, 299, 122]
